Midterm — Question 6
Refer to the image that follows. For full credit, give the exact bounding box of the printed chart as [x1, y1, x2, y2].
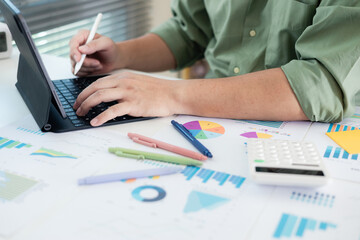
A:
[183, 190, 230, 213]
[290, 191, 335, 208]
[241, 120, 284, 129]
[131, 185, 166, 202]
[0, 137, 32, 150]
[118, 164, 246, 189]
[327, 123, 359, 133]
[182, 166, 246, 189]
[351, 113, 360, 119]
[16, 126, 45, 136]
[0, 170, 40, 202]
[31, 148, 77, 159]
[240, 131, 272, 139]
[183, 120, 225, 139]
[323, 146, 359, 161]
[273, 213, 336, 239]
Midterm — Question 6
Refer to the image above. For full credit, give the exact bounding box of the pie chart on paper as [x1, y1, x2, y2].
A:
[183, 121, 225, 139]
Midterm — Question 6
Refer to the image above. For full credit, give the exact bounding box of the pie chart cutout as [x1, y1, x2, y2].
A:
[240, 131, 272, 139]
[183, 121, 225, 139]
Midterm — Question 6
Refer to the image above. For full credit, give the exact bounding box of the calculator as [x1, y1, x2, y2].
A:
[246, 139, 330, 187]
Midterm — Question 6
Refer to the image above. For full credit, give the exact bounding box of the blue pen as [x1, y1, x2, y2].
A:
[171, 120, 213, 158]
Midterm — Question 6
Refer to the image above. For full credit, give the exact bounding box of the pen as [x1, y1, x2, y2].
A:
[171, 120, 213, 158]
[128, 133, 208, 160]
[78, 167, 182, 185]
[74, 13, 103, 75]
[108, 147, 203, 166]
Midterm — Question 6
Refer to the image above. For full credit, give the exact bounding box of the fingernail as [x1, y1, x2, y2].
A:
[90, 118, 98, 126]
[73, 54, 78, 62]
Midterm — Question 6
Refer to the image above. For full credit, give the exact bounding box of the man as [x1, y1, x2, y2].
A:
[70, 0, 360, 127]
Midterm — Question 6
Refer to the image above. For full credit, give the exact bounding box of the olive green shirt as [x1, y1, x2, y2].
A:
[151, 0, 360, 122]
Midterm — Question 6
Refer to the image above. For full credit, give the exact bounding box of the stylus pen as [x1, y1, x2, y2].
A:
[78, 167, 182, 185]
[128, 133, 208, 160]
[171, 120, 213, 158]
[74, 13, 103, 75]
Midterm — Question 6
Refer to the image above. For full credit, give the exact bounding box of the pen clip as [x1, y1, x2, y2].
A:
[114, 151, 145, 160]
[132, 137, 157, 148]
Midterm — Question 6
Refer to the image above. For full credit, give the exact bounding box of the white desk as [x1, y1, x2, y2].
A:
[1, 51, 360, 240]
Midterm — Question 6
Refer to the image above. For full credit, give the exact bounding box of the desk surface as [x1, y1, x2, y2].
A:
[1, 51, 360, 240]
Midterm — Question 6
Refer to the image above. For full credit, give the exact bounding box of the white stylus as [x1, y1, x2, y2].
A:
[74, 13, 103, 75]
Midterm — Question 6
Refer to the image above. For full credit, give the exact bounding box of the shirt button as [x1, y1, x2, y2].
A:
[249, 30, 256, 37]
[233, 67, 240, 74]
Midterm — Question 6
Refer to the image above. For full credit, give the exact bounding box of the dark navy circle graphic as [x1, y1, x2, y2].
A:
[131, 185, 166, 202]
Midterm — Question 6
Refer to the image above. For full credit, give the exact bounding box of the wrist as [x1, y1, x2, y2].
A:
[114, 42, 130, 70]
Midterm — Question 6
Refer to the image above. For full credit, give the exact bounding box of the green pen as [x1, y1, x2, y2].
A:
[108, 147, 203, 166]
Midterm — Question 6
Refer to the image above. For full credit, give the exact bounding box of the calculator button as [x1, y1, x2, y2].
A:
[254, 159, 265, 163]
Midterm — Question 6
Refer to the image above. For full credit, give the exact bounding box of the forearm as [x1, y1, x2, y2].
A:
[174, 68, 308, 121]
[116, 33, 176, 72]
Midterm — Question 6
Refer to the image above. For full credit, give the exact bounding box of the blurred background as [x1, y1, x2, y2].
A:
[0, 0, 177, 77]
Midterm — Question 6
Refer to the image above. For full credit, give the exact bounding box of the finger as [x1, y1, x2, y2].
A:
[69, 30, 90, 62]
[73, 59, 102, 76]
[76, 88, 123, 116]
[90, 103, 130, 127]
[81, 58, 101, 69]
[78, 35, 109, 56]
[73, 76, 119, 109]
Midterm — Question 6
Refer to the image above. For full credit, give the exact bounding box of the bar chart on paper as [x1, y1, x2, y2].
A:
[323, 145, 359, 161]
[0, 137, 32, 150]
[273, 213, 336, 239]
[182, 166, 246, 189]
[16, 126, 45, 136]
[327, 123, 359, 132]
[125, 162, 246, 189]
[290, 191, 335, 208]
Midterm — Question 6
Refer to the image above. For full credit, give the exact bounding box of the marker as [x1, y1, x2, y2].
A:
[171, 120, 213, 158]
[128, 133, 207, 160]
[74, 13, 103, 75]
[108, 147, 203, 166]
[78, 167, 182, 185]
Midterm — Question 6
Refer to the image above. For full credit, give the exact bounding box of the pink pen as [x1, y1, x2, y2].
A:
[128, 133, 208, 161]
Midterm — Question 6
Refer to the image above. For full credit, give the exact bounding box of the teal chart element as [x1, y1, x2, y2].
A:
[273, 213, 336, 238]
[290, 191, 335, 208]
[183, 190, 230, 213]
[132, 185, 166, 202]
[242, 120, 283, 129]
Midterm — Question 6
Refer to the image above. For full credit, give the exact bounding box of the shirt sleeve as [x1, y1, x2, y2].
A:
[150, 0, 213, 70]
[281, 1, 360, 122]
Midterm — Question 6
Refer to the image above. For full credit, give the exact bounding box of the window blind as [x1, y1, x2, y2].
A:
[1, 0, 151, 57]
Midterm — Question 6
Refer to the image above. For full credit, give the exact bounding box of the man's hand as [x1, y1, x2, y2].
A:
[73, 72, 180, 126]
[69, 30, 122, 76]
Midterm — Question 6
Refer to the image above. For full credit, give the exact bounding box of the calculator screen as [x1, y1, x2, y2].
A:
[255, 167, 324, 176]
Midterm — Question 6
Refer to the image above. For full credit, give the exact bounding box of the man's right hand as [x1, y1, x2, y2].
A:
[69, 30, 123, 76]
